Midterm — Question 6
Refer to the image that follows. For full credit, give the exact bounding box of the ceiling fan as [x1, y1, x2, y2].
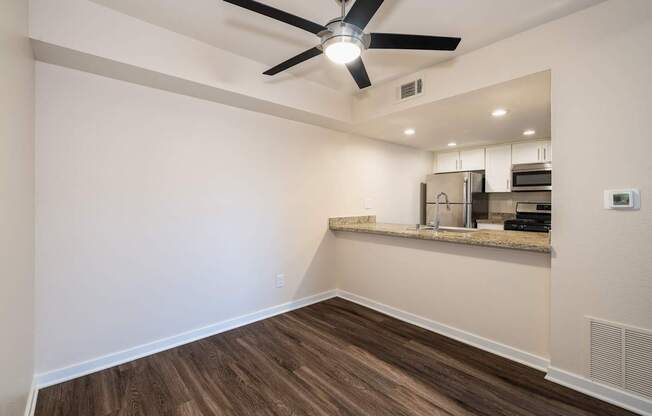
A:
[223, 0, 462, 89]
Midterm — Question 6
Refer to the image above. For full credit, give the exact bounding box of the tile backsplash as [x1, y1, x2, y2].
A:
[488, 192, 551, 214]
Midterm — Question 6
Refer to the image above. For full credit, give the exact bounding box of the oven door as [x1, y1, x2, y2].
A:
[511, 163, 552, 191]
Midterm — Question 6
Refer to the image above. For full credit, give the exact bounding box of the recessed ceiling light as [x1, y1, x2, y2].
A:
[492, 108, 508, 117]
[404, 128, 416, 136]
[523, 129, 536, 136]
[448, 142, 457, 147]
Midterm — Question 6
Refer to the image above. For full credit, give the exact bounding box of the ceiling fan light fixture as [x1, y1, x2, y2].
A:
[224, 0, 462, 89]
[323, 36, 363, 64]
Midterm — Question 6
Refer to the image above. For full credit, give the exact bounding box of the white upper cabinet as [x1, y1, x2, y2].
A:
[512, 141, 542, 164]
[485, 145, 512, 193]
[435, 149, 485, 173]
[459, 148, 485, 171]
[435, 140, 550, 175]
[435, 151, 460, 173]
[542, 141, 552, 162]
[512, 140, 552, 164]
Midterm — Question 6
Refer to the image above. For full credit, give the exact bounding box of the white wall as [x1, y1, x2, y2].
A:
[29, 1, 652, 411]
[353, 0, 652, 379]
[336, 234, 551, 361]
[34, 62, 432, 374]
[0, 0, 35, 415]
[549, 1, 652, 375]
[29, 0, 353, 130]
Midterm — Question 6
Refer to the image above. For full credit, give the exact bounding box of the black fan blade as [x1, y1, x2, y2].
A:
[263, 47, 322, 76]
[224, 0, 326, 35]
[346, 57, 371, 89]
[344, 0, 384, 30]
[369, 33, 461, 51]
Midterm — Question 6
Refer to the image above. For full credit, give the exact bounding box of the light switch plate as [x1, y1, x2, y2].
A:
[364, 198, 373, 210]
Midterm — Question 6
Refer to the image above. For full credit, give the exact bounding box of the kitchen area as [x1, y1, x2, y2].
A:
[328, 142, 553, 372]
[331, 71, 553, 254]
[329, 139, 553, 254]
[327, 73, 555, 365]
[424, 139, 552, 234]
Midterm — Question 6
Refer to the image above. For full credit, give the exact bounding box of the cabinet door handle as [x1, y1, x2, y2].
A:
[537, 148, 541, 161]
[460, 159, 463, 170]
[506, 179, 510, 189]
[455, 159, 458, 170]
[543, 148, 547, 161]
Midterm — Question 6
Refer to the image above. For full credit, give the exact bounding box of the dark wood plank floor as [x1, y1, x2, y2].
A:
[35, 297, 636, 416]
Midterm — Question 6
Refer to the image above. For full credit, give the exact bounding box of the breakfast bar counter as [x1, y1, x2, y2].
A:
[329, 216, 551, 253]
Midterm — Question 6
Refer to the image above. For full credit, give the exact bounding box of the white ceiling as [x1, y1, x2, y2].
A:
[352, 71, 551, 150]
[91, 0, 603, 93]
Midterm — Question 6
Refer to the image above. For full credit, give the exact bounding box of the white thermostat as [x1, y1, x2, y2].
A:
[604, 189, 640, 210]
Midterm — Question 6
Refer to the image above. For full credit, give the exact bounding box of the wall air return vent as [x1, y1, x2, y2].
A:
[398, 77, 424, 102]
[588, 317, 652, 399]
[590, 321, 623, 387]
[624, 329, 652, 398]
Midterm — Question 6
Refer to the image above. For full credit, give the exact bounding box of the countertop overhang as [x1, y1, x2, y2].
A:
[329, 216, 551, 253]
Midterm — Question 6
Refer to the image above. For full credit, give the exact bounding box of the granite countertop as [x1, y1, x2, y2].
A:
[329, 216, 550, 253]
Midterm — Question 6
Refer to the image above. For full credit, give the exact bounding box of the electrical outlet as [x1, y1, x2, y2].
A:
[275, 274, 285, 288]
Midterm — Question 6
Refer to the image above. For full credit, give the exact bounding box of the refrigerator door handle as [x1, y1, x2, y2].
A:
[463, 178, 469, 227]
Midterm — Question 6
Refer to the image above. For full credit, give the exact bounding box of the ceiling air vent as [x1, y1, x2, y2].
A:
[398, 78, 424, 102]
[588, 317, 652, 399]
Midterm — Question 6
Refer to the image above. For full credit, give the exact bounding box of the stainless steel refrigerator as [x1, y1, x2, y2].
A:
[422, 172, 488, 228]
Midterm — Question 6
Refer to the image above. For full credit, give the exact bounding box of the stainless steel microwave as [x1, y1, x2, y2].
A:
[511, 162, 552, 192]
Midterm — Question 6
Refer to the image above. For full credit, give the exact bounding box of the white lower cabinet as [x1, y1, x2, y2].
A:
[485, 145, 512, 193]
[477, 223, 505, 230]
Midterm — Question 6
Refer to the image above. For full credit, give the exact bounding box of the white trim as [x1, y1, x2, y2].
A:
[31, 289, 652, 416]
[546, 367, 652, 416]
[335, 289, 550, 371]
[35, 290, 337, 388]
[24, 378, 38, 416]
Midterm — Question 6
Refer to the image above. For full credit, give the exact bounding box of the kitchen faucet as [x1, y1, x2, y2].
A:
[433, 192, 450, 230]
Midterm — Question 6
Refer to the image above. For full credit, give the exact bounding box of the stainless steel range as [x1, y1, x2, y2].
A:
[504, 202, 551, 233]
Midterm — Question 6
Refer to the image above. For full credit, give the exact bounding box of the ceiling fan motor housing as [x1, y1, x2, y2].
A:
[319, 18, 370, 51]
[223, 0, 461, 89]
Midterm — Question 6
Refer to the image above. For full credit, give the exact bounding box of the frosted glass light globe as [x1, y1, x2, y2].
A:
[324, 36, 362, 64]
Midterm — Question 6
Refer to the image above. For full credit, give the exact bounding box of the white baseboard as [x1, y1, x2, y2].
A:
[335, 290, 651, 415]
[335, 289, 550, 372]
[335, 289, 550, 371]
[35, 289, 337, 388]
[546, 367, 652, 416]
[32, 289, 651, 416]
[24, 378, 38, 416]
